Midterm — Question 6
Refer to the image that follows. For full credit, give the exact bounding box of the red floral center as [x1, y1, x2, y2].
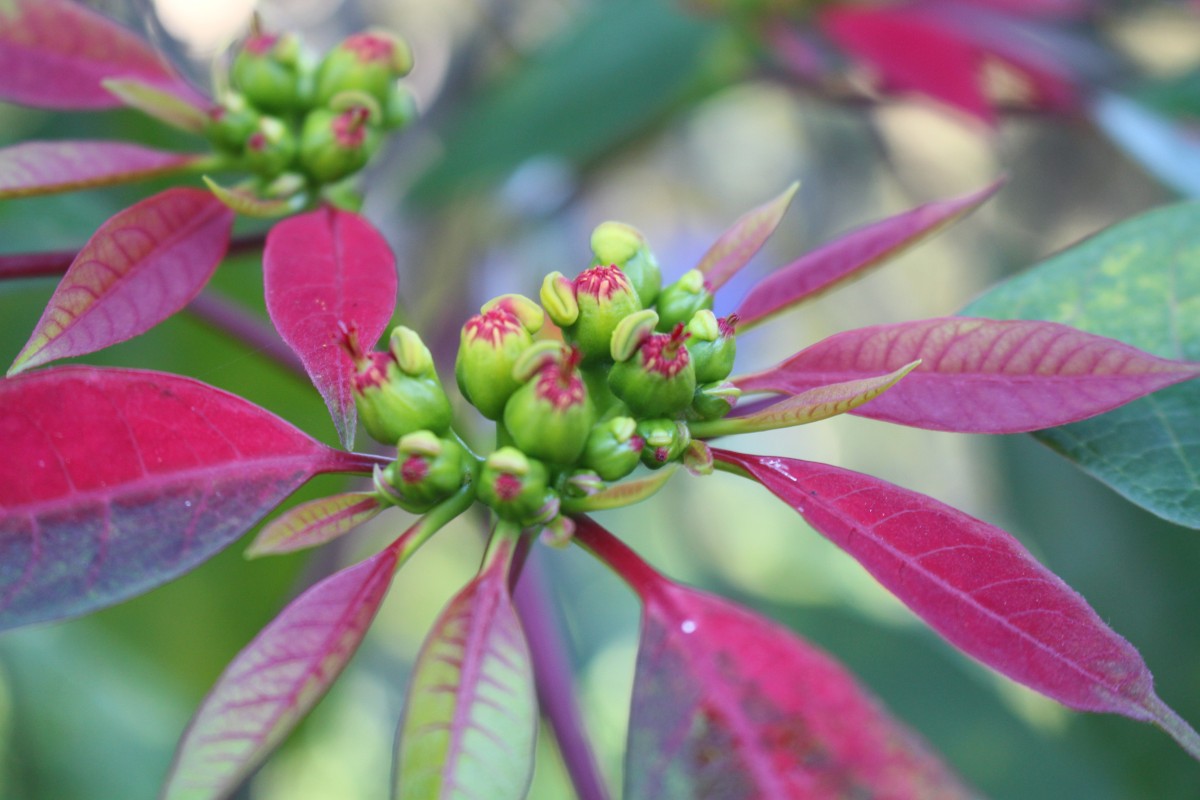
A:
[494, 473, 523, 501]
[575, 264, 632, 300]
[343, 33, 394, 64]
[464, 309, 523, 347]
[244, 34, 278, 55]
[333, 106, 371, 149]
[400, 456, 429, 485]
[639, 324, 691, 378]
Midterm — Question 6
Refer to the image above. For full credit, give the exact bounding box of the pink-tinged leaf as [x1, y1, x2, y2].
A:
[162, 532, 409, 800]
[264, 208, 398, 449]
[394, 532, 536, 800]
[819, 6, 995, 123]
[734, 317, 1200, 434]
[101, 77, 210, 133]
[0, 0, 206, 110]
[734, 182, 1000, 329]
[561, 465, 678, 513]
[573, 517, 975, 799]
[695, 361, 919, 439]
[714, 450, 1200, 760]
[203, 176, 306, 219]
[0, 366, 378, 631]
[8, 188, 235, 375]
[246, 492, 383, 557]
[0, 141, 204, 200]
[695, 181, 798, 292]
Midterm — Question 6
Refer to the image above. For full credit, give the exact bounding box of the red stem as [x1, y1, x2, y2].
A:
[513, 548, 612, 800]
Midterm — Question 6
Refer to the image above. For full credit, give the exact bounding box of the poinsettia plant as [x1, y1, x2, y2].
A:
[0, 0, 415, 445]
[4, 164, 1200, 798]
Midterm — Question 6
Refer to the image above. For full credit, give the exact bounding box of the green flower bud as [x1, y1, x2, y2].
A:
[477, 447, 558, 525]
[313, 30, 413, 109]
[685, 310, 738, 383]
[608, 323, 696, 418]
[540, 271, 578, 328]
[206, 93, 259, 153]
[481, 294, 545, 334]
[455, 302, 537, 419]
[346, 326, 452, 445]
[242, 116, 296, 178]
[384, 83, 418, 130]
[583, 416, 644, 481]
[688, 380, 741, 421]
[231, 32, 307, 113]
[636, 419, 691, 469]
[298, 97, 383, 184]
[656, 269, 713, 331]
[567, 264, 641, 362]
[591, 221, 661, 306]
[379, 431, 471, 512]
[504, 346, 595, 465]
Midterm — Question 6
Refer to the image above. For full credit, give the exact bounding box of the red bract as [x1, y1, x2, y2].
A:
[0, 367, 382, 631]
[263, 208, 399, 448]
[756, 0, 1102, 124]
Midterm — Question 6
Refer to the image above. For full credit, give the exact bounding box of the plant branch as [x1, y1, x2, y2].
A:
[0, 232, 268, 280]
[513, 547, 611, 800]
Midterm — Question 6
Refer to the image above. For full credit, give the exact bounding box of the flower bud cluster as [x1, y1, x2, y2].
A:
[206, 27, 415, 196]
[351, 223, 741, 541]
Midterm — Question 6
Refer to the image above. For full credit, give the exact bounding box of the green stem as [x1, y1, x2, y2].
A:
[392, 483, 478, 566]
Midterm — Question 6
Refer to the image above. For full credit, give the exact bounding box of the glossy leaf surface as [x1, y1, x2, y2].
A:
[394, 534, 536, 800]
[263, 208, 397, 449]
[964, 201, 1200, 527]
[734, 183, 1000, 329]
[0, 141, 202, 199]
[698, 360, 919, 438]
[573, 517, 974, 799]
[246, 492, 383, 557]
[715, 450, 1200, 759]
[735, 317, 1200, 434]
[0, 0, 204, 109]
[8, 188, 234, 375]
[162, 534, 407, 800]
[0, 367, 370, 631]
[696, 182, 798, 292]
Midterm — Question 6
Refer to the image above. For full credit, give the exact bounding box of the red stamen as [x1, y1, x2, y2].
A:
[495, 473, 523, 501]
[575, 264, 632, 300]
[400, 455, 429, 485]
[343, 33, 393, 64]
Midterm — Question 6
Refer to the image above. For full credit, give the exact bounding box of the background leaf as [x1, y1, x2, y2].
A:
[162, 536, 405, 800]
[8, 188, 234, 375]
[0, 0, 205, 110]
[715, 450, 1200, 759]
[573, 517, 974, 799]
[0, 141, 202, 199]
[0, 366, 370, 631]
[696, 181, 798, 292]
[394, 533, 536, 800]
[963, 201, 1200, 527]
[733, 318, 1200, 434]
[263, 208, 398, 449]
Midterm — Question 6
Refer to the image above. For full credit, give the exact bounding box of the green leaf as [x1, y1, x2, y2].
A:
[963, 201, 1200, 528]
[407, 0, 723, 206]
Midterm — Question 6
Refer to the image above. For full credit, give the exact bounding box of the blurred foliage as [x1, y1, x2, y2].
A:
[2, 0, 1200, 798]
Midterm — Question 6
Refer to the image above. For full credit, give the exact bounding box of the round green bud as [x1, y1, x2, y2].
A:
[477, 447, 558, 525]
[568, 264, 641, 362]
[206, 93, 260, 153]
[608, 323, 696, 418]
[231, 32, 307, 113]
[583, 416, 644, 481]
[684, 310, 738, 383]
[504, 347, 595, 465]
[297, 99, 383, 184]
[380, 431, 471, 512]
[636, 419, 691, 469]
[455, 304, 536, 420]
[591, 221, 661, 306]
[345, 325, 452, 445]
[656, 269, 713, 332]
[242, 116, 296, 178]
[313, 30, 413, 109]
[688, 380, 741, 421]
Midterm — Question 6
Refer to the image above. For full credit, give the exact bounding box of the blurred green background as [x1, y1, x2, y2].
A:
[2, 0, 1199, 797]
